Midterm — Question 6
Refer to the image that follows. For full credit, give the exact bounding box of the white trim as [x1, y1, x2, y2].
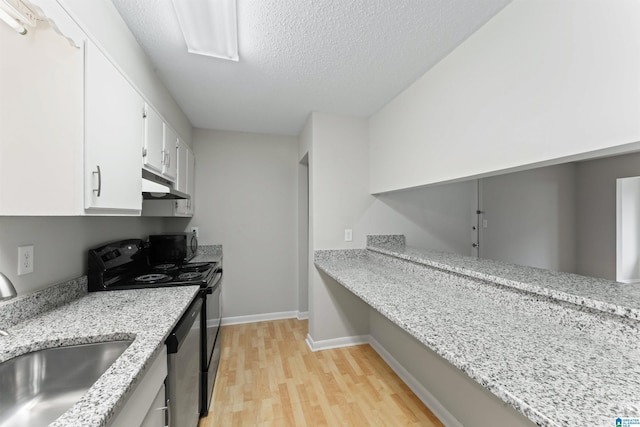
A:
[368, 336, 462, 427]
[221, 311, 298, 326]
[305, 333, 369, 352]
[297, 311, 309, 320]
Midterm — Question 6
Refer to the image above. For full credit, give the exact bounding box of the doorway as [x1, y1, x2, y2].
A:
[298, 155, 309, 315]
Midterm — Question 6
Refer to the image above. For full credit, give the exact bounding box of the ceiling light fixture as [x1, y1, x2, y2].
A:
[172, 0, 239, 61]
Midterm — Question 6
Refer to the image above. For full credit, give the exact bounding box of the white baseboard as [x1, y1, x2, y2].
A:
[221, 311, 298, 326]
[305, 333, 370, 352]
[368, 336, 462, 427]
[297, 311, 309, 320]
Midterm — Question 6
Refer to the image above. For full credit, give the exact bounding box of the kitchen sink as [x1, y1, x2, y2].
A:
[0, 340, 133, 427]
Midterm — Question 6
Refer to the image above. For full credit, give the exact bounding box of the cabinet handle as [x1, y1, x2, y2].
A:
[92, 166, 101, 197]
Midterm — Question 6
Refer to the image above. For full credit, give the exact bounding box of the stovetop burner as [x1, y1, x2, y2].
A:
[178, 272, 204, 281]
[152, 263, 179, 273]
[134, 273, 172, 284]
[181, 262, 211, 272]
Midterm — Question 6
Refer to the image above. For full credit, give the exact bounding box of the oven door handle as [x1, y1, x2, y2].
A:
[206, 269, 223, 294]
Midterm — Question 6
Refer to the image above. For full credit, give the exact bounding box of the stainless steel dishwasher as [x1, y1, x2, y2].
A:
[166, 296, 202, 427]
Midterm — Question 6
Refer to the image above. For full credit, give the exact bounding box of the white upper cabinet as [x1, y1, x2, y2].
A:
[175, 140, 195, 216]
[176, 139, 189, 193]
[162, 124, 178, 181]
[186, 147, 195, 215]
[84, 41, 142, 212]
[143, 105, 179, 183]
[0, 0, 189, 216]
[144, 137, 194, 218]
[142, 104, 164, 175]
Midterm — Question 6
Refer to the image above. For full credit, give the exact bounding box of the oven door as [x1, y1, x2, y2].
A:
[205, 269, 222, 368]
[201, 268, 222, 416]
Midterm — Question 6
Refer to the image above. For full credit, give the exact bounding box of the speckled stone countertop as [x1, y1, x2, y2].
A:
[367, 235, 640, 321]
[314, 248, 640, 427]
[0, 277, 199, 427]
[192, 244, 223, 263]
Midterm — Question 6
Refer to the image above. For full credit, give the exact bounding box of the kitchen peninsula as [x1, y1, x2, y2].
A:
[314, 235, 640, 427]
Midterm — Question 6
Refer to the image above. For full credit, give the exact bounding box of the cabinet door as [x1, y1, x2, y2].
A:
[175, 142, 194, 216]
[85, 41, 142, 212]
[162, 124, 178, 181]
[143, 104, 164, 174]
[186, 147, 196, 214]
[140, 383, 167, 427]
[175, 139, 188, 193]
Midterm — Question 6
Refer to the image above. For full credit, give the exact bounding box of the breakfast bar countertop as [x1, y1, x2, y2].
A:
[314, 242, 640, 427]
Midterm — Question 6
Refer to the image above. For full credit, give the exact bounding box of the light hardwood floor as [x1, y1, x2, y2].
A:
[199, 318, 444, 426]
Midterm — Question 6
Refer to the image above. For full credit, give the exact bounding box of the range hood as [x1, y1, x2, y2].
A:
[142, 170, 189, 200]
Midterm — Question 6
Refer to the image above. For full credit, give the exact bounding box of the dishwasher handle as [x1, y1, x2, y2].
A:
[165, 296, 202, 354]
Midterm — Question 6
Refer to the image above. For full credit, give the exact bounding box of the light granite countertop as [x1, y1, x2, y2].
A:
[314, 245, 640, 427]
[192, 244, 223, 264]
[367, 235, 640, 321]
[0, 278, 199, 427]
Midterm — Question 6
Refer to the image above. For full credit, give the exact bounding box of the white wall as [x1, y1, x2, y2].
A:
[58, 0, 192, 143]
[576, 152, 640, 280]
[480, 164, 577, 273]
[191, 129, 298, 318]
[306, 113, 371, 342]
[0, 217, 164, 295]
[371, 181, 477, 255]
[305, 112, 478, 343]
[369, 0, 640, 194]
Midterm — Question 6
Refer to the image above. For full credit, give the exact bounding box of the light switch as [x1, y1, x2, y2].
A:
[483, 219, 488, 228]
[344, 229, 353, 242]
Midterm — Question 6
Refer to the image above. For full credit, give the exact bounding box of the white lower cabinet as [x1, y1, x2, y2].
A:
[110, 347, 168, 427]
[140, 383, 167, 427]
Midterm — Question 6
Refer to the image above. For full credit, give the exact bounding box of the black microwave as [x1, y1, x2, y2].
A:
[148, 233, 198, 264]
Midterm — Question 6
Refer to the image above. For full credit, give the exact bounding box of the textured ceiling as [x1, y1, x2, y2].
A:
[111, 0, 513, 136]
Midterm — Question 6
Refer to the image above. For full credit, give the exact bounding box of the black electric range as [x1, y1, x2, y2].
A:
[87, 238, 223, 418]
[87, 239, 219, 291]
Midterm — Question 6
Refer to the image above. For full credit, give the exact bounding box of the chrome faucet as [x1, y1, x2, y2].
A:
[0, 272, 17, 336]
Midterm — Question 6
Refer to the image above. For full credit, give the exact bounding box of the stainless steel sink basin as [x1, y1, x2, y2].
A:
[0, 340, 133, 427]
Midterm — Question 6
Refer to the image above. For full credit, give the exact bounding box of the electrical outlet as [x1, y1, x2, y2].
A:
[190, 226, 199, 238]
[18, 245, 34, 275]
[344, 229, 353, 242]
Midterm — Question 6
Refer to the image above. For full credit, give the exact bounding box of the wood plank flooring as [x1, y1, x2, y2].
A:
[199, 318, 443, 426]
